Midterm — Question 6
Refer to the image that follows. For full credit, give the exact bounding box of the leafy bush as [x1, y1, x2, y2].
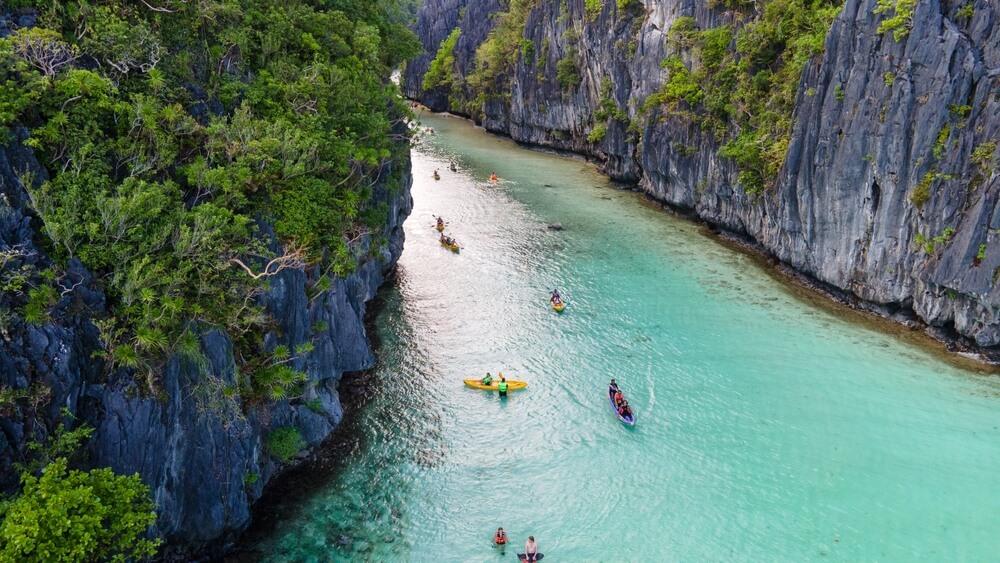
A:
[0, 458, 159, 562]
[267, 427, 306, 462]
[587, 123, 607, 143]
[874, 0, 917, 41]
[585, 0, 604, 19]
[422, 28, 462, 91]
[556, 54, 582, 89]
[911, 171, 935, 208]
[970, 141, 998, 169]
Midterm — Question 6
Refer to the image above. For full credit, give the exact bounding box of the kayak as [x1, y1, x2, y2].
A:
[463, 379, 528, 391]
[551, 300, 565, 313]
[440, 239, 460, 253]
[517, 554, 543, 562]
[435, 223, 445, 232]
[609, 388, 635, 426]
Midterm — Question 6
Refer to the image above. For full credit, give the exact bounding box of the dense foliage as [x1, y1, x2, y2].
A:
[464, 0, 537, 114]
[0, 1, 419, 392]
[0, 458, 159, 562]
[648, 0, 843, 193]
[0, 421, 159, 561]
[422, 27, 461, 91]
[266, 426, 306, 462]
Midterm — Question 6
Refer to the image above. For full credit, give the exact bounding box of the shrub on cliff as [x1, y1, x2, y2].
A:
[648, 0, 843, 194]
[0, 458, 159, 562]
[0, 421, 159, 561]
[267, 427, 306, 462]
[423, 27, 461, 91]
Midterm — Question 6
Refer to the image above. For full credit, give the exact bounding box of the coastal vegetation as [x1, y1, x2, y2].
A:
[0, 0, 418, 555]
[649, 0, 844, 194]
[0, 0, 418, 394]
[0, 422, 159, 561]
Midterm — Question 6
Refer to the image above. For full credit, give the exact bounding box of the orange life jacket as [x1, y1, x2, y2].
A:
[495, 531, 507, 544]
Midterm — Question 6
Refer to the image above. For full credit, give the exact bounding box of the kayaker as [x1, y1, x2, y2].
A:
[449, 160, 457, 172]
[618, 401, 632, 418]
[524, 536, 539, 562]
[436, 217, 444, 227]
[609, 378, 620, 394]
[482, 372, 494, 385]
[497, 375, 508, 397]
[494, 527, 507, 546]
[433, 169, 440, 180]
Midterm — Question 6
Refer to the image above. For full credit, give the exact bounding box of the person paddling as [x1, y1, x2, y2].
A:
[433, 169, 440, 180]
[497, 374, 508, 397]
[481, 372, 494, 386]
[609, 378, 620, 395]
[450, 160, 457, 172]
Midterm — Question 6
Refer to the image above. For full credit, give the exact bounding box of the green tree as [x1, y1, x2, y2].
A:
[0, 458, 159, 562]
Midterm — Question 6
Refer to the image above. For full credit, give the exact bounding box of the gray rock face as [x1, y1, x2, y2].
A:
[0, 127, 413, 554]
[403, 0, 1000, 355]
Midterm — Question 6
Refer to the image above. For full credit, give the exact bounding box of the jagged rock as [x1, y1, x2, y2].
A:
[403, 0, 1000, 355]
[0, 124, 414, 555]
[547, 222, 563, 230]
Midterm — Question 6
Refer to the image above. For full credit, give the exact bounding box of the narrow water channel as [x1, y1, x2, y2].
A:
[248, 112, 1000, 561]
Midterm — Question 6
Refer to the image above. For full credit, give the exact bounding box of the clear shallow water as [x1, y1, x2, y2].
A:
[250, 113, 1000, 561]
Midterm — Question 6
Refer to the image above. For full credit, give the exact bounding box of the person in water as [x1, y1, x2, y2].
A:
[523, 536, 539, 562]
[497, 375, 508, 397]
[481, 372, 494, 385]
[494, 527, 507, 546]
[489, 172, 498, 182]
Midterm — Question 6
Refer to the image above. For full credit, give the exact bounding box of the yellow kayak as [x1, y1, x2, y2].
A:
[441, 239, 460, 253]
[551, 300, 565, 313]
[436, 223, 445, 232]
[463, 379, 528, 391]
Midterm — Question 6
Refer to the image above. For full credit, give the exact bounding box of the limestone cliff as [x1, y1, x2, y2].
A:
[403, 0, 1000, 356]
[0, 129, 412, 554]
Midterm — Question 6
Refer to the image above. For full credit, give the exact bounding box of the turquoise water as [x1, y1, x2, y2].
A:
[250, 113, 1000, 561]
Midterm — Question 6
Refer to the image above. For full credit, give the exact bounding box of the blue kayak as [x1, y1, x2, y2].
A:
[609, 388, 635, 426]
